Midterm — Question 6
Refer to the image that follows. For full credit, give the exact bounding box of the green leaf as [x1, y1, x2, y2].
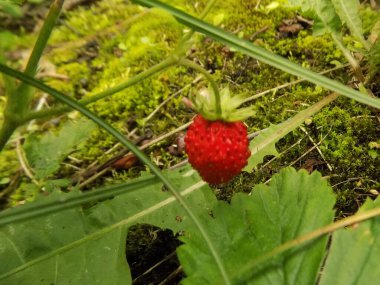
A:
[244, 93, 338, 172]
[130, 1, 380, 109]
[331, 0, 369, 49]
[287, 0, 313, 10]
[23, 118, 96, 179]
[0, 1, 22, 18]
[177, 168, 336, 285]
[320, 197, 380, 285]
[287, 0, 342, 35]
[0, 166, 213, 284]
[314, 0, 342, 35]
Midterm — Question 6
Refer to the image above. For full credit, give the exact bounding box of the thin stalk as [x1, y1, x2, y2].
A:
[17, 0, 64, 116]
[0, 64, 231, 285]
[178, 58, 221, 117]
[331, 33, 365, 83]
[22, 56, 178, 122]
[0, 0, 63, 151]
[231, 207, 380, 284]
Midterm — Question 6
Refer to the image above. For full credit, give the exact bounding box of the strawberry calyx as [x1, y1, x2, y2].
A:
[191, 86, 255, 122]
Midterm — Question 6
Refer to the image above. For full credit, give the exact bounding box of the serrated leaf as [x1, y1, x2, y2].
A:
[315, 0, 342, 34]
[23, 118, 96, 179]
[331, 0, 369, 49]
[244, 93, 338, 172]
[319, 197, 380, 285]
[287, 0, 342, 36]
[177, 168, 336, 285]
[287, 0, 313, 11]
[0, 166, 213, 284]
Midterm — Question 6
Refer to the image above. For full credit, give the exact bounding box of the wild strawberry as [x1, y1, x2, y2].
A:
[184, 86, 254, 184]
[185, 115, 250, 184]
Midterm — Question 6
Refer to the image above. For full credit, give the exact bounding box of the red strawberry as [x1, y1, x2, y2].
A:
[185, 114, 250, 184]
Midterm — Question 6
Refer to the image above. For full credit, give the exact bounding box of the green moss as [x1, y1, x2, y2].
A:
[47, 61, 91, 96]
[360, 6, 380, 35]
[0, 148, 19, 178]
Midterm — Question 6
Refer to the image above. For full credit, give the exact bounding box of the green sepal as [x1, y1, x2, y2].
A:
[192, 86, 255, 122]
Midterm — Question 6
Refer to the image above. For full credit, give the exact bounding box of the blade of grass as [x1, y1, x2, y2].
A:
[0, 63, 231, 285]
[245, 92, 339, 172]
[0, 0, 64, 150]
[132, 0, 380, 110]
[22, 56, 178, 122]
[0, 176, 158, 227]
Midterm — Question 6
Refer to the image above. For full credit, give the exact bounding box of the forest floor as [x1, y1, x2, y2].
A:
[0, 0, 379, 283]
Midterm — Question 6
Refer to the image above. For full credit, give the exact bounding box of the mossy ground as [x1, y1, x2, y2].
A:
[0, 0, 380, 283]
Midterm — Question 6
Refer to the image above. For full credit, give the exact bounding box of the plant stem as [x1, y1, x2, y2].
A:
[17, 0, 64, 116]
[331, 33, 365, 83]
[22, 56, 178, 122]
[178, 58, 221, 117]
[0, 63, 231, 285]
[0, 0, 63, 151]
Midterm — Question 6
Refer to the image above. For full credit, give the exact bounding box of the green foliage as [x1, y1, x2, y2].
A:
[281, 0, 342, 35]
[320, 197, 380, 285]
[0, 0, 22, 18]
[45, 2, 188, 164]
[3, 165, 380, 285]
[331, 0, 367, 47]
[178, 168, 335, 284]
[273, 30, 344, 64]
[0, 148, 18, 178]
[41, 0, 350, 170]
[315, 103, 378, 177]
[1, 0, 380, 283]
[245, 93, 337, 171]
[368, 39, 380, 76]
[23, 118, 96, 179]
[0, 166, 213, 284]
[360, 6, 380, 35]
[178, 167, 380, 284]
[0, 31, 18, 50]
[136, 0, 380, 109]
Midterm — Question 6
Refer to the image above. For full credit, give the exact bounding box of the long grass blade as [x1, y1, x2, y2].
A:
[133, 0, 380, 110]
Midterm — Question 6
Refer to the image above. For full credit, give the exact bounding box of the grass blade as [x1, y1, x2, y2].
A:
[133, 0, 380, 110]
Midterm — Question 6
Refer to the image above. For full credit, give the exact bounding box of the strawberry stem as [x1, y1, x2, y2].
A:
[178, 58, 222, 117]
